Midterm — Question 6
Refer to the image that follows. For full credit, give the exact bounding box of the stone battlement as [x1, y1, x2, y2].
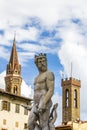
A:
[61, 77, 81, 87]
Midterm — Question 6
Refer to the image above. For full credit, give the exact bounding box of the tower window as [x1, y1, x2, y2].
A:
[14, 86, 18, 95]
[74, 89, 77, 108]
[65, 89, 69, 107]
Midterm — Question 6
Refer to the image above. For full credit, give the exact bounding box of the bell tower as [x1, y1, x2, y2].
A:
[5, 37, 22, 96]
[61, 77, 81, 124]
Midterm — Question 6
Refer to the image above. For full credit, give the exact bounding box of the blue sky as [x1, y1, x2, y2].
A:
[1, 0, 87, 125]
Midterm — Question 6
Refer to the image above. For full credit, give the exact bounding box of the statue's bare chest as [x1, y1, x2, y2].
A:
[34, 73, 47, 91]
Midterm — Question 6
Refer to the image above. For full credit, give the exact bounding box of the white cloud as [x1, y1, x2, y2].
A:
[0, 0, 87, 65]
[0, 46, 10, 60]
[0, 71, 6, 89]
[19, 43, 55, 52]
[15, 27, 39, 42]
[21, 80, 34, 98]
[18, 52, 35, 66]
[0, 35, 11, 46]
[0, 0, 87, 28]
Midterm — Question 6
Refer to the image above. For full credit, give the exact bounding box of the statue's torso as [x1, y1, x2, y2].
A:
[34, 71, 48, 104]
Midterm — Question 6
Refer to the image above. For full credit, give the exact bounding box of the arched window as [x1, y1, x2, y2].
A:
[65, 89, 69, 107]
[74, 89, 77, 108]
[13, 86, 18, 95]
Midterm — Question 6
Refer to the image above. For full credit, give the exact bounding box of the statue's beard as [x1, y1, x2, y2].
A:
[39, 64, 47, 72]
[42, 65, 47, 72]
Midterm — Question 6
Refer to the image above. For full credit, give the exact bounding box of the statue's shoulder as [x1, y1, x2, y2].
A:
[46, 71, 55, 81]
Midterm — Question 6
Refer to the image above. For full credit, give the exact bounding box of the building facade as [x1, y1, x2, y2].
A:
[0, 37, 32, 130]
[56, 121, 87, 130]
[0, 89, 31, 130]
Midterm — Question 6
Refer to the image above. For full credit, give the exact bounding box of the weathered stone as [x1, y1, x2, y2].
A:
[28, 53, 58, 130]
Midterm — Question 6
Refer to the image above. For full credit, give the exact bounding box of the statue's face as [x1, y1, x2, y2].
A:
[37, 57, 47, 72]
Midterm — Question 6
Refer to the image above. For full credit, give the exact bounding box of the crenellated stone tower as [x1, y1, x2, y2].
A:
[5, 37, 22, 96]
[61, 77, 81, 124]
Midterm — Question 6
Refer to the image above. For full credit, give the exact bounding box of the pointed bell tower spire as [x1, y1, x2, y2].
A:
[5, 36, 22, 96]
[9, 36, 19, 71]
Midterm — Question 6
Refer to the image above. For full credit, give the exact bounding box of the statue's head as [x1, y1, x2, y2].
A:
[34, 53, 47, 72]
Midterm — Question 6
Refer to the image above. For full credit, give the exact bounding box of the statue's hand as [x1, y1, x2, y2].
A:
[39, 108, 45, 113]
